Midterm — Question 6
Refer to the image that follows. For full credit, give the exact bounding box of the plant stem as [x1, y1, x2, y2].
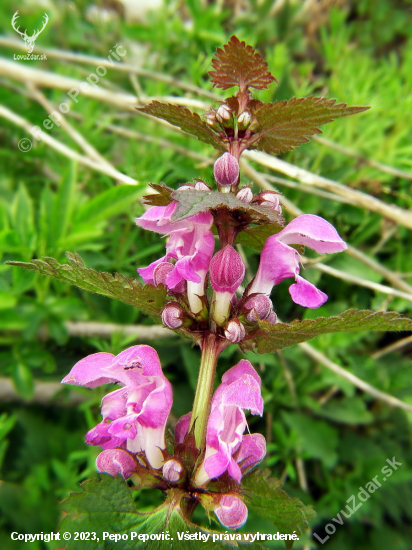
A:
[190, 332, 222, 449]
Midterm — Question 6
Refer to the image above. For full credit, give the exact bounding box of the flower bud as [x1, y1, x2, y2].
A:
[96, 449, 138, 479]
[216, 104, 232, 123]
[194, 180, 211, 191]
[224, 318, 246, 343]
[252, 191, 282, 213]
[236, 187, 253, 203]
[153, 262, 174, 286]
[214, 153, 239, 187]
[161, 302, 185, 329]
[215, 495, 248, 530]
[206, 112, 218, 127]
[244, 295, 273, 322]
[162, 458, 184, 483]
[237, 110, 251, 129]
[266, 311, 277, 324]
[209, 245, 245, 294]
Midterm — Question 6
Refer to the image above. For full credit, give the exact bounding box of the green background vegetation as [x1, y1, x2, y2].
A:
[0, 0, 411, 548]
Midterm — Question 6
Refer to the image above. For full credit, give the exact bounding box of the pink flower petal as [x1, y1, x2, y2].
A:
[289, 275, 328, 308]
[277, 214, 347, 254]
[61, 352, 115, 387]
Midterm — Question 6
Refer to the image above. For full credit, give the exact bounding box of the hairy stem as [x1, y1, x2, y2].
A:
[190, 333, 223, 449]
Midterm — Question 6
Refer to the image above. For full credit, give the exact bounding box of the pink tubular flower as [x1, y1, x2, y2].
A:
[136, 202, 214, 313]
[191, 360, 265, 486]
[61, 345, 172, 470]
[248, 214, 347, 308]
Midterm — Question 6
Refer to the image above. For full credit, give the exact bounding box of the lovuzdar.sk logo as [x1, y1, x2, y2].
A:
[11, 10, 49, 53]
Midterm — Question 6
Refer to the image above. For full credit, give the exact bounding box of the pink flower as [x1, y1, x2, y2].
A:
[62, 345, 172, 469]
[136, 202, 214, 313]
[186, 360, 265, 486]
[248, 214, 347, 308]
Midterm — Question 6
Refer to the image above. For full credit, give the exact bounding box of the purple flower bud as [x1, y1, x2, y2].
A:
[236, 187, 253, 203]
[214, 153, 239, 187]
[162, 458, 184, 483]
[161, 302, 184, 329]
[237, 110, 251, 128]
[153, 263, 186, 294]
[153, 262, 174, 286]
[195, 180, 211, 191]
[266, 311, 277, 324]
[224, 319, 246, 343]
[244, 295, 273, 322]
[209, 245, 245, 294]
[252, 191, 282, 213]
[215, 495, 248, 530]
[96, 449, 138, 479]
[216, 104, 231, 123]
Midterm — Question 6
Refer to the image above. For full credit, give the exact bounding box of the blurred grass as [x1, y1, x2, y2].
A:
[0, 1, 412, 549]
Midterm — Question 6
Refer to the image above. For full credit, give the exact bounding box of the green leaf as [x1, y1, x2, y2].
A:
[242, 468, 315, 546]
[248, 97, 369, 155]
[12, 362, 34, 400]
[75, 185, 143, 225]
[11, 183, 36, 253]
[137, 101, 224, 150]
[6, 253, 166, 322]
[246, 309, 412, 353]
[60, 475, 266, 549]
[50, 163, 77, 245]
[236, 224, 281, 251]
[171, 190, 284, 226]
[209, 36, 277, 91]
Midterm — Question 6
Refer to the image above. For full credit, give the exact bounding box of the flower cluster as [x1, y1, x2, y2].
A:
[62, 142, 347, 532]
[62, 348, 264, 529]
[137, 153, 346, 343]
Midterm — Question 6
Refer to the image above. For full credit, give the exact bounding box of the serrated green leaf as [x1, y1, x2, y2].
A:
[247, 309, 412, 353]
[248, 97, 369, 155]
[242, 468, 315, 544]
[60, 475, 266, 549]
[171, 190, 284, 226]
[137, 101, 224, 150]
[6, 253, 166, 322]
[236, 224, 281, 251]
[209, 36, 277, 91]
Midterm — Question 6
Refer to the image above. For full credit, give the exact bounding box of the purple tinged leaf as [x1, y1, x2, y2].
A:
[247, 97, 369, 155]
[209, 35, 277, 91]
[136, 101, 225, 150]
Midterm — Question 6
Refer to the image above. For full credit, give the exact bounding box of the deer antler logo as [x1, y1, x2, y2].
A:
[11, 11, 49, 53]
